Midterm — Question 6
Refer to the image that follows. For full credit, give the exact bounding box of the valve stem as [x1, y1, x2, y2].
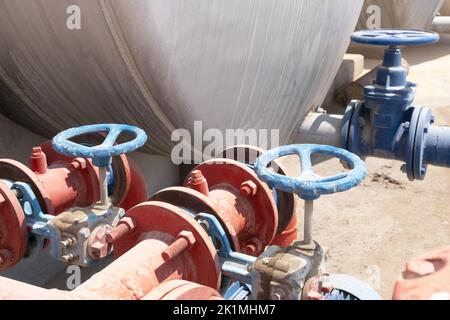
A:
[304, 200, 314, 244]
[98, 167, 110, 207]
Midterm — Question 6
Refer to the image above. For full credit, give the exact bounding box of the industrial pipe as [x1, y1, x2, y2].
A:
[424, 126, 450, 168]
[295, 113, 344, 148]
[0, 139, 147, 215]
[432, 16, 450, 34]
[297, 29, 450, 181]
[0, 143, 380, 301]
[151, 159, 279, 256]
[0, 201, 221, 300]
[0, 125, 149, 270]
[219, 145, 299, 247]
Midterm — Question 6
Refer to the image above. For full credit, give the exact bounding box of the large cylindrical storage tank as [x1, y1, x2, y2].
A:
[0, 0, 363, 156]
[356, 0, 443, 30]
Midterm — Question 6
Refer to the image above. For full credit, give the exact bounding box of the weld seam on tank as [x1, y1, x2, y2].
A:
[98, 0, 176, 140]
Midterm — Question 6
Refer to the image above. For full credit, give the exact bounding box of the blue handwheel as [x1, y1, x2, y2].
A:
[52, 124, 147, 167]
[254, 144, 367, 200]
[351, 29, 439, 46]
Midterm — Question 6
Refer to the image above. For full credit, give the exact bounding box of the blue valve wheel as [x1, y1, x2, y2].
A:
[254, 144, 367, 200]
[52, 124, 147, 167]
[351, 29, 439, 46]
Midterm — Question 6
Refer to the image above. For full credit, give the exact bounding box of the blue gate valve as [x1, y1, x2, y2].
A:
[255, 144, 366, 244]
[53, 124, 147, 206]
[342, 29, 450, 181]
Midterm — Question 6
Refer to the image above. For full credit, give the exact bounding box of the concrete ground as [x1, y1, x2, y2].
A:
[307, 34, 450, 299]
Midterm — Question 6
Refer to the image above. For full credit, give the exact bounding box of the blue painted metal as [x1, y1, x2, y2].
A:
[351, 29, 439, 47]
[222, 281, 251, 300]
[52, 124, 147, 167]
[424, 125, 450, 168]
[107, 165, 115, 196]
[11, 182, 59, 260]
[326, 274, 382, 300]
[254, 144, 366, 200]
[195, 213, 256, 285]
[343, 29, 450, 180]
[80, 142, 116, 195]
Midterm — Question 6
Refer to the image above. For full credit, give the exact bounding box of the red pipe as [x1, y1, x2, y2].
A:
[0, 201, 221, 300]
[143, 280, 223, 300]
[0, 238, 190, 300]
[152, 159, 279, 256]
[271, 213, 298, 247]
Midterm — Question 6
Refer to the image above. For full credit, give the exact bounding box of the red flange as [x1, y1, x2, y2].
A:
[221, 145, 299, 247]
[188, 159, 278, 255]
[41, 140, 147, 211]
[271, 211, 298, 247]
[117, 158, 148, 211]
[0, 140, 147, 217]
[41, 141, 148, 210]
[113, 201, 221, 291]
[0, 154, 100, 215]
[152, 159, 278, 256]
[143, 280, 223, 300]
[0, 181, 27, 271]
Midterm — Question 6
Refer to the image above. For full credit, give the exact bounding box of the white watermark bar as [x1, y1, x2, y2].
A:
[171, 121, 280, 165]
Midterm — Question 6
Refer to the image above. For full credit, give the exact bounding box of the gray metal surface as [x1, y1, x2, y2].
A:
[357, 0, 443, 30]
[0, 0, 363, 155]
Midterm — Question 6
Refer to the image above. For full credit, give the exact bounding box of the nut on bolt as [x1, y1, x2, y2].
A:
[240, 180, 258, 197]
[243, 237, 263, 255]
[106, 217, 136, 243]
[88, 225, 112, 259]
[161, 230, 196, 262]
[70, 158, 87, 170]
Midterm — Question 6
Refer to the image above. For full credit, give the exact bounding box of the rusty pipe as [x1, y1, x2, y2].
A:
[0, 234, 194, 300]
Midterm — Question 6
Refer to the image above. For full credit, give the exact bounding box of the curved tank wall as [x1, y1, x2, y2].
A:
[356, 0, 443, 30]
[0, 0, 363, 156]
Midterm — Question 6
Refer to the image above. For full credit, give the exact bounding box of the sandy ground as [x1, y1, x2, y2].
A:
[306, 34, 450, 299]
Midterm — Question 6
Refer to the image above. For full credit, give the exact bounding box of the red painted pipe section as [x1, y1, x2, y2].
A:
[0, 277, 73, 300]
[0, 239, 194, 299]
[39, 140, 148, 211]
[0, 140, 148, 271]
[0, 152, 100, 216]
[117, 157, 149, 211]
[219, 145, 299, 248]
[143, 280, 223, 300]
[0, 202, 222, 300]
[152, 159, 278, 256]
[271, 213, 298, 247]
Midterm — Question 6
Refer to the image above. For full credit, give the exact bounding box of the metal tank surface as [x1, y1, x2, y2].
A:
[0, 0, 363, 155]
[356, 0, 444, 30]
